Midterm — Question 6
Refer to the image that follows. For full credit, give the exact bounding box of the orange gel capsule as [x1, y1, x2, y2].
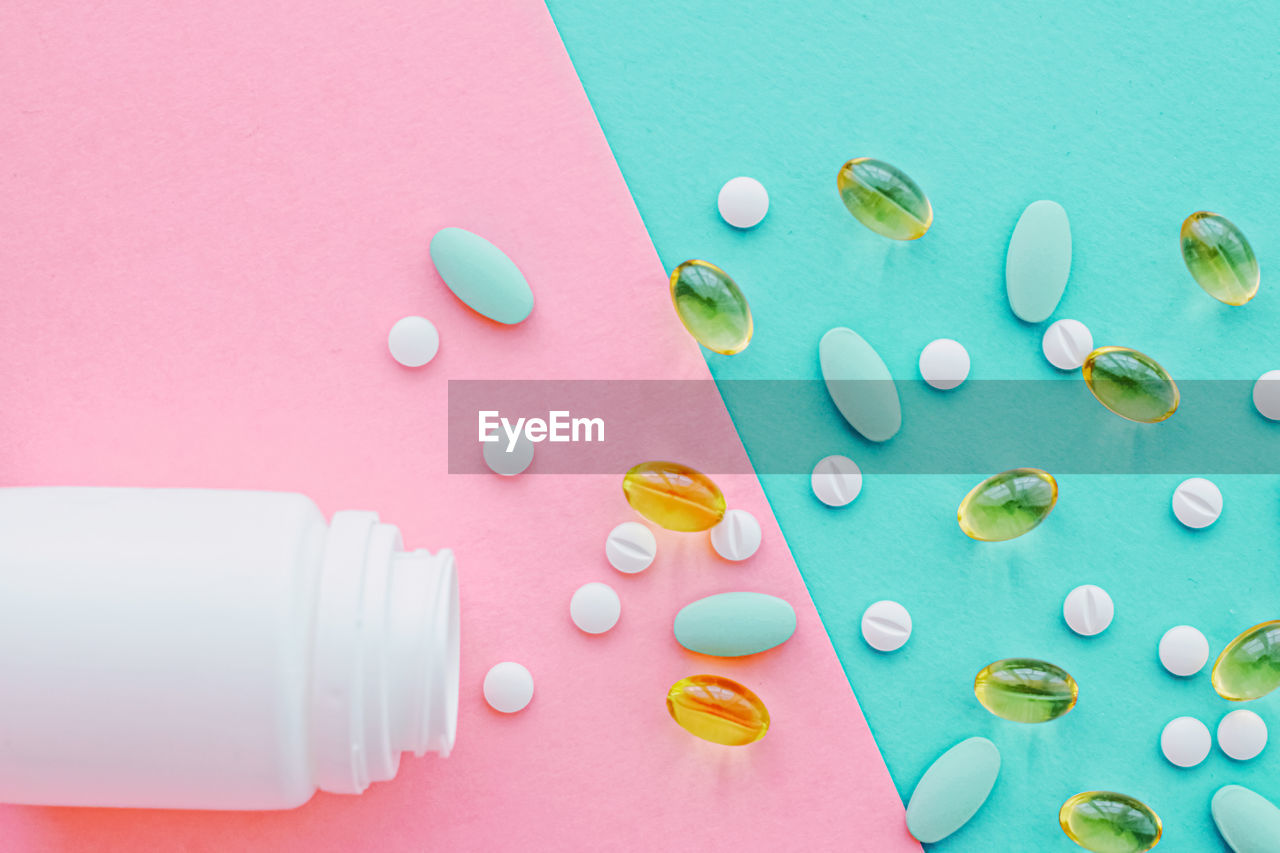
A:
[622, 461, 726, 532]
[666, 675, 769, 746]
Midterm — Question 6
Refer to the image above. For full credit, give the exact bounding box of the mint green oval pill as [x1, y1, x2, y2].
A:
[429, 227, 533, 324]
[1213, 785, 1280, 853]
[906, 737, 1001, 843]
[673, 592, 796, 657]
[819, 327, 901, 442]
[1006, 200, 1071, 323]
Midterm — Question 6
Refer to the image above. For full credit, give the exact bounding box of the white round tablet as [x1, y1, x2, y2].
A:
[918, 338, 970, 390]
[1042, 319, 1093, 370]
[1172, 477, 1222, 529]
[861, 600, 912, 652]
[569, 582, 621, 634]
[1253, 370, 1280, 420]
[812, 455, 863, 507]
[717, 176, 769, 229]
[1063, 584, 1114, 636]
[483, 431, 534, 476]
[387, 316, 440, 367]
[605, 521, 657, 573]
[709, 509, 762, 561]
[1159, 625, 1210, 677]
[483, 661, 534, 713]
[1218, 709, 1268, 761]
[1161, 716, 1211, 767]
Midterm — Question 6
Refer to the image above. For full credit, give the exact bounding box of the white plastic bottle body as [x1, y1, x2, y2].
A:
[0, 487, 459, 811]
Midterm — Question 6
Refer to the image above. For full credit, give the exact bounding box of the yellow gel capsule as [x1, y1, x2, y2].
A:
[957, 468, 1057, 542]
[666, 675, 769, 746]
[1181, 211, 1259, 306]
[1211, 620, 1280, 701]
[623, 461, 726, 532]
[974, 658, 1078, 723]
[1059, 792, 1162, 853]
[837, 157, 933, 240]
[1082, 347, 1179, 424]
[669, 260, 753, 355]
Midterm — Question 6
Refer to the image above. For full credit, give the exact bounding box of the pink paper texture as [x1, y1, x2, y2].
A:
[0, 1, 919, 850]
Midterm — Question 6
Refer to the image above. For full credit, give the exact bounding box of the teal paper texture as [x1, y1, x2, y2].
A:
[546, 1, 1280, 850]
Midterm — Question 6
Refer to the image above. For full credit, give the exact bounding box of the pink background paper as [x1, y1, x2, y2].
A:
[0, 1, 919, 850]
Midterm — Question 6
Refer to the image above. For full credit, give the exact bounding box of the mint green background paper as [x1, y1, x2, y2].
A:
[546, 1, 1279, 849]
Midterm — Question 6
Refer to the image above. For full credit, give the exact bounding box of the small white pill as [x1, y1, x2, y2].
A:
[709, 509, 762, 561]
[569, 582, 621, 634]
[1159, 625, 1210, 677]
[605, 522, 657, 573]
[1063, 584, 1114, 636]
[918, 338, 970, 390]
[717, 176, 769, 229]
[387, 316, 440, 367]
[1172, 477, 1222, 529]
[1161, 716, 1212, 767]
[861, 600, 912, 652]
[1041, 319, 1093, 370]
[483, 431, 534, 476]
[1253, 370, 1280, 420]
[1218, 709, 1268, 761]
[483, 661, 534, 713]
[812, 455, 863, 507]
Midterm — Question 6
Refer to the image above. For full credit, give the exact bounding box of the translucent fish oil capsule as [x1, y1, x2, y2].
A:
[623, 461, 726, 532]
[1181, 211, 1259, 306]
[1059, 792, 1161, 853]
[837, 158, 933, 240]
[1082, 347, 1179, 424]
[669, 260, 753, 355]
[974, 658, 1078, 723]
[666, 675, 769, 746]
[957, 468, 1057, 542]
[1212, 620, 1280, 701]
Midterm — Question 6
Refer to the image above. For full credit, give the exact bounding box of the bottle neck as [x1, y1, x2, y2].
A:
[309, 510, 459, 796]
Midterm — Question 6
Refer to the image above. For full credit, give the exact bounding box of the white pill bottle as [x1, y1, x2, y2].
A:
[0, 487, 459, 810]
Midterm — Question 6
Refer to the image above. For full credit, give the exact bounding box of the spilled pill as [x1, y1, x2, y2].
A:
[861, 600, 912, 652]
[811, 455, 863, 507]
[1212, 620, 1280, 700]
[1254, 370, 1280, 420]
[430, 227, 533, 324]
[1059, 792, 1161, 853]
[1159, 625, 1210, 677]
[1172, 477, 1222, 528]
[717, 176, 769, 229]
[919, 338, 970, 390]
[709, 509, 761, 561]
[387, 316, 440, 367]
[975, 658, 1077, 723]
[905, 737, 1001, 843]
[836, 157, 932, 240]
[666, 675, 769, 746]
[483, 431, 534, 476]
[674, 592, 796, 657]
[623, 461, 726, 532]
[820, 327, 901, 442]
[1160, 716, 1211, 767]
[1042, 319, 1093, 370]
[1212, 785, 1280, 853]
[958, 468, 1057, 542]
[570, 582, 621, 635]
[483, 662, 534, 713]
[1063, 585, 1113, 636]
[669, 260, 753, 355]
[1218, 709, 1268, 761]
[605, 521, 657, 574]
[1006, 200, 1071, 323]
[1083, 347, 1179, 424]
[1181, 212, 1259, 306]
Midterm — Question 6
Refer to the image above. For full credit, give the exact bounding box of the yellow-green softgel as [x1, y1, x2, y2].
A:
[957, 469, 1057, 542]
[669, 260, 753, 355]
[1212, 620, 1280, 701]
[1059, 792, 1161, 853]
[1082, 347, 1179, 423]
[974, 658, 1077, 723]
[1181, 211, 1260, 306]
[836, 157, 932, 240]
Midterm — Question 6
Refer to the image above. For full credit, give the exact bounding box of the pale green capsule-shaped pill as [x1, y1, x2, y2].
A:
[669, 260, 753, 355]
[1212, 785, 1280, 853]
[1060, 792, 1161, 853]
[1182, 212, 1260, 306]
[906, 737, 1001, 843]
[673, 592, 796, 657]
[819, 327, 901, 442]
[429, 227, 534, 324]
[1006, 200, 1072, 322]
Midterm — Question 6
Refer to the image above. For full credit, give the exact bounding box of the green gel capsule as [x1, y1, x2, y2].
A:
[836, 157, 932, 240]
[974, 658, 1077, 723]
[1212, 620, 1280, 701]
[957, 468, 1057, 542]
[1181, 211, 1260, 306]
[1059, 792, 1162, 853]
[669, 260, 752, 355]
[1082, 347, 1179, 424]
